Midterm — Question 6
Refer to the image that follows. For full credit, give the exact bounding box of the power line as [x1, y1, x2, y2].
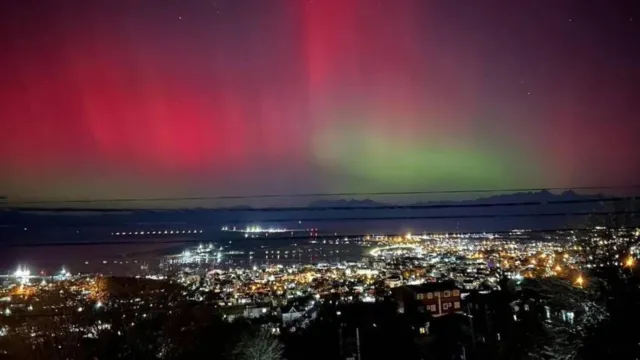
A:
[240, 210, 640, 225]
[1, 199, 637, 229]
[5, 221, 638, 248]
[5, 184, 640, 205]
[5, 195, 638, 213]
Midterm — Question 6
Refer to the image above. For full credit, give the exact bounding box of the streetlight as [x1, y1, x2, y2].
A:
[625, 256, 635, 268]
[625, 256, 635, 276]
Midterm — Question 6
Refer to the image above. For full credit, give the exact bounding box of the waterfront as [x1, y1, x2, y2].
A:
[1, 234, 367, 276]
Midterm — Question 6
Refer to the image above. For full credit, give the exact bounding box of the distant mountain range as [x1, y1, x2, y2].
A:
[0, 190, 622, 242]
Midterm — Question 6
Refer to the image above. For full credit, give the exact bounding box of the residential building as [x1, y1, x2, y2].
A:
[393, 281, 463, 317]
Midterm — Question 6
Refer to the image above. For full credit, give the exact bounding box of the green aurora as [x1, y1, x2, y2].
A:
[312, 123, 547, 193]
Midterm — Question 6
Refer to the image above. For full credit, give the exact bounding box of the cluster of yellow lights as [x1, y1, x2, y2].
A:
[569, 253, 634, 290]
[10, 284, 36, 297]
[625, 256, 635, 268]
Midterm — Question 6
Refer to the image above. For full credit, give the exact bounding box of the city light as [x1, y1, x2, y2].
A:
[222, 225, 289, 234]
[0, 225, 632, 360]
[13, 266, 31, 284]
[625, 256, 635, 268]
[13, 267, 30, 278]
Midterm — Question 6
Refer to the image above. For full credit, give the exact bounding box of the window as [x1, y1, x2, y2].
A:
[431, 305, 437, 312]
[453, 290, 460, 296]
[435, 291, 440, 297]
[427, 292, 433, 299]
[416, 293, 423, 300]
[566, 311, 574, 324]
[443, 303, 449, 310]
[454, 301, 460, 309]
[419, 327, 426, 334]
[444, 291, 451, 297]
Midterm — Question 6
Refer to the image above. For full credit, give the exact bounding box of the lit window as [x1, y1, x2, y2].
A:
[443, 303, 449, 310]
[431, 305, 437, 312]
[419, 327, 426, 334]
[435, 292, 440, 297]
[453, 290, 460, 296]
[416, 293, 423, 300]
[454, 302, 460, 309]
[427, 292, 433, 299]
[444, 291, 451, 297]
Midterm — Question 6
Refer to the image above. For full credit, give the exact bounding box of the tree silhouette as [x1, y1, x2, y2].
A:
[233, 330, 283, 360]
[520, 278, 607, 360]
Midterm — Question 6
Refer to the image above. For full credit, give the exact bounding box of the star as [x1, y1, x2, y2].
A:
[178, 16, 182, 20]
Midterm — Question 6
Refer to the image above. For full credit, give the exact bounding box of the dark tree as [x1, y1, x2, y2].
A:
[233, 330, 283, 360]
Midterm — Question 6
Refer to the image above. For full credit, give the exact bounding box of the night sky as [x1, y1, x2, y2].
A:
[1, 0, 639, 205]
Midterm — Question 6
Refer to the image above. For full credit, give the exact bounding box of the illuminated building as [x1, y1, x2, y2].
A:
[393, 281, 463, 317]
